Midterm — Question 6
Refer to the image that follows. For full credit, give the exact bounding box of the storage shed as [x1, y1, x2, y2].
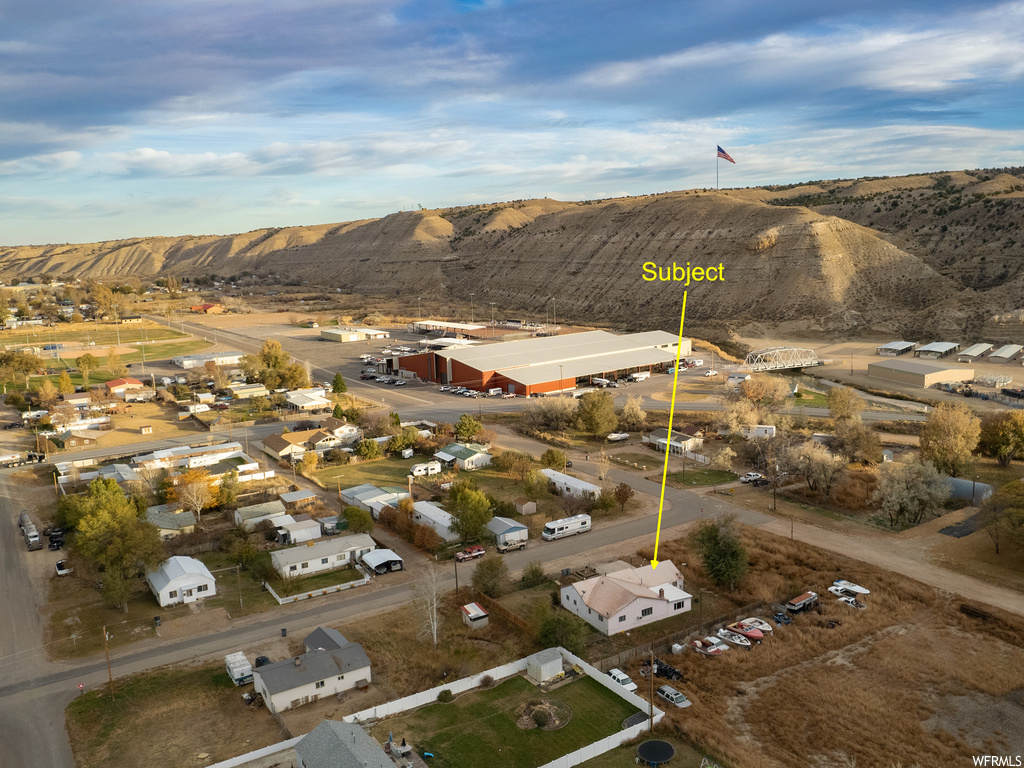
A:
[360, 549, 404, 574]
[876, 341, 916, 356]
[526, 648, 563, 683]
[914, 342, 960, 359]
[957, 343, 993, 363]
[461, 602, 490, 630]
[990, 345, 1023, 363]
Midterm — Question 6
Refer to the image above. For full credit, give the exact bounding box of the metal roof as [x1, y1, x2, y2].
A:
[235, 500, 287, 521]
[867, 359, 964, 375]
[540, 468, 601, 493]
[270, 534, 375, 568]
[991, 345, 1023, 359]
[147, 556, 213, 594]
[877, 341, 916, 351]
[280, 489, 317, 503]
[412, 319, 487, 331]
[433, 330, 679, 374]
[503, 347, 680, 386]
[958, 343, 993, 358]
[361, 549, 403, 569]
[487, 516, 527, 536]
[916, 342, 959, 354]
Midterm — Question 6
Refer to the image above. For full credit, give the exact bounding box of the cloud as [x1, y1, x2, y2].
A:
[0, 150, 81, 176]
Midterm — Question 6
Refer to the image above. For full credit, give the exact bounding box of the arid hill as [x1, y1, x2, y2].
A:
[3, 168, 1023, 340]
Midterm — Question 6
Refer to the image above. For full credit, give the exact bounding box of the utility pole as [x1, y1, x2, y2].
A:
[489, 302, 495, 339]
[470, 293, 475, 323]
[103, 626, 115, 700]
[648, 649, 655, 732]
[236, 564, 243, 611]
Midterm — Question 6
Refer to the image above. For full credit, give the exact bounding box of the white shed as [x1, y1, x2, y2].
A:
[526, 648, 563, 682]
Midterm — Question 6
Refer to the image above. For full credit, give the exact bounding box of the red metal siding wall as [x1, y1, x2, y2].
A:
[450, 360, 486, 390]
[398, 353, 434, 382]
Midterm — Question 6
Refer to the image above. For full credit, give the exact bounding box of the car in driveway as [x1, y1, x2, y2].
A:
[741, 472, 763, 484]
[55, 559, 72, 577]
[704, 369, 718, 377]
[254, 655, 272, 668]
[393, 380, 407, 386]
[656, 685, 692, 708]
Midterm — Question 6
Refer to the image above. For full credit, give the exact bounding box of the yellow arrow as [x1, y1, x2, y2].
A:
[651, 291, 687, 569]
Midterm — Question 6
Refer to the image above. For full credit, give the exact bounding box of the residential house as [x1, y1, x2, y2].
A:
[411, 501, 459, 542]
[270, 533, 375, 578]
[540, 468, 600, 499]
[234, 499, 288, 531]
[642, 428, 704, 456]
[145, 504, 197, 538]
[559, 561, 691, 636]
[434, 442, 492, 471]
[104, 377, 146, 398]
[253, 627, 371, 714]
[190, 303, 224, 314]
[228, 383, 270, 400]
[293, 720, 391, 768]
[63, 430, 100, 449]
[317, 416, 361, 444]
[739, 424, 776, 439]
[62, 393, 92, 410]
[339, 484, 410, 518]
[117, 315, 143, 324]
[261, 432, 312, 461]
[286, 391, 332, 412]
[146, 556, 217, 607]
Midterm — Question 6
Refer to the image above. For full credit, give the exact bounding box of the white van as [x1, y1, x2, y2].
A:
[542, 514, 592, 541]
[487, 388, 503, 397]
[630, 371, 651, 382]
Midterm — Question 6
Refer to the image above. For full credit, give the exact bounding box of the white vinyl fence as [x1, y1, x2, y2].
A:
[264, 566, 371, 605]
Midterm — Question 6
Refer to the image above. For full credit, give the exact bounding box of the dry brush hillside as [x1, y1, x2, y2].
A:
[4, 167, 1023, 340]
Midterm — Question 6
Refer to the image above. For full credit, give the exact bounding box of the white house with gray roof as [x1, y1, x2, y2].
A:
[270, 533, 376, 579]
[253, 627, 371, 714]
[145, 504, 197, 538]
[234, 499, 288, 531]
[146, 556, 216, 607]
[295, 720, 390, 768]
[540, 468, 601, 499]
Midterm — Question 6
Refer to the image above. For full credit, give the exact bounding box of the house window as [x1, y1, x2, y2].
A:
[302, 562, 309, 569]
[315, 681, 325, 689]
[598, 615, 605, 622]
[290, 565, 297, 572]
[641, 607, 653, 617]
[169, 590, 178, 599]
[197, 584, 208, 593]
[573, 598, 577, 606]
[618, 615, 626, 622]
[673, 601, 685, 611]
[321, 558, 329, 565]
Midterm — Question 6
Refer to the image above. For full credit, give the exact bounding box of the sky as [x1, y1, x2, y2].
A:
[2, 0, 1024, 245]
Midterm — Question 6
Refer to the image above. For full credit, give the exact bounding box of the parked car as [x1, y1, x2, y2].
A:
[607, 668, 638, 692]
[703, 370, 718, 377]
[454, 545, 485, 562]
[751, 477, 769, 487]
[55, 560, 72, 577]
[254, 656, 272, 668]
[212, 403, 230, 410]
[360, 374, 375, 380]
[656, 685, 692, 708]
[393, 380, 407, 386]
[741, 473, 763, 484]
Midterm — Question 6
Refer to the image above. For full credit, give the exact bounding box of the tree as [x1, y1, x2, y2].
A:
[493, 449, 533, 481]
[736, 375, 792, 422]
[872, 460, 949, 529]
[796, 441, 846, 500]
[414, 565, 446, 650]
[575, 391, 617, 435]
[709, 446, 736, 472]
[299, 451, 319, 477]
[73, 481, 164, 611]
[979, 481, 1024, 554]
[35, 378, 59, 407]
[171, 468, 216, 520]
[920, 402, 981, 478]
[719, 400, 763, 434]
[354, 439, 383, 460]
[344, 505, 374, 533]
[540, 448, 568, 470]
[525, 396, 578, 431]
[620, 394, 647, 431]
[613, 482, 635, 511]
[76, 353, 100, 386]
[450, 485, 491, 541]
[332, 373, 347, 394]
[106, 349, 127, 379]
[689, 514, 747, 590]
[826, 387, 864, 421]
[218, 470, 239, 507]
[979, 411, 1024, 468]
[539, 613, 588, 655]
[827, 418, 882, 464]
[454, 413, 482, 441]
[387, 426, 421, 453]
[57, 370, 74, 395]
[332, 403, 346, 419]
[594, 450, 611, 482]
[521, 561, 547, 588]
[522, 469, 548, 502]
[472, 556, 510, 598]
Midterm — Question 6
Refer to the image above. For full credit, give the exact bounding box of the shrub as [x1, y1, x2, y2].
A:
[521, 560, 547, 588]
[532, 708, 549, 728]
[437, 689, 454, 703]
[479, 674, 495, 689]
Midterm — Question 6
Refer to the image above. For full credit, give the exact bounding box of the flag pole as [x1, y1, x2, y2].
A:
[716, 149, 719, 191]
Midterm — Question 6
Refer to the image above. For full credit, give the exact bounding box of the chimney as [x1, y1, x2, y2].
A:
[659, 588, 665, 598]
[294, 657, 301, 666]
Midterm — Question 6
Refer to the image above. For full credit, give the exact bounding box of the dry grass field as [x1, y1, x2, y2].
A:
[624, 528, 1024, 768]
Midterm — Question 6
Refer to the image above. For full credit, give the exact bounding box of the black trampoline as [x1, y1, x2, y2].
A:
[636, 739, 675, 765]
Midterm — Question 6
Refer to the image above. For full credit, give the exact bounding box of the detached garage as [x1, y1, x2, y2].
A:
[867, 359, 974, 388]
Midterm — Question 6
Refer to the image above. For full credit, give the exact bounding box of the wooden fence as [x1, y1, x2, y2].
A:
[592, 599, 766, 671]
[472, 590, 531, 631]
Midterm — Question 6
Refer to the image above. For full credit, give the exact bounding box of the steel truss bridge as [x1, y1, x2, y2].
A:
[743, 347, 822, 372]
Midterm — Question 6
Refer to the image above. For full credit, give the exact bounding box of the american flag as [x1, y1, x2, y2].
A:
[717, 145, 736, 164]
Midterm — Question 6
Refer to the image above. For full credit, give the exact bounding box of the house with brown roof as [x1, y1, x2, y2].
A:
[261, 431, 317, 461]
[104, 377, 146, 398]
[559, 561, 691, 635]
[190, 303, 224, 314]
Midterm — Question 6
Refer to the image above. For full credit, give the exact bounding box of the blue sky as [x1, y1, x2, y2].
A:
[2, 0, 1023, 245]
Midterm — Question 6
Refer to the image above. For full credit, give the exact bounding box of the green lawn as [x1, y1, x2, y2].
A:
[372, 675, 642, 768]
[578, 738, 710, 768]
[611, 451, 662, 470]
[664, 468, 738, 487]
[315, 456, 422, 488]
[790, 391, 828, 408]
[275, 566, 362, 596]
[2, 320, 186, 348]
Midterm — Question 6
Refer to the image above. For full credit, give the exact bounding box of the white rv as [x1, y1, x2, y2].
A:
[541, 514, 592, 541]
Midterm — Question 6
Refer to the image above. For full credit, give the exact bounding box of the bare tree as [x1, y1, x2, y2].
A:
[620, 394, 647, 431]
[413, 565, 446, 650]
[594, 450, 611, 482]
